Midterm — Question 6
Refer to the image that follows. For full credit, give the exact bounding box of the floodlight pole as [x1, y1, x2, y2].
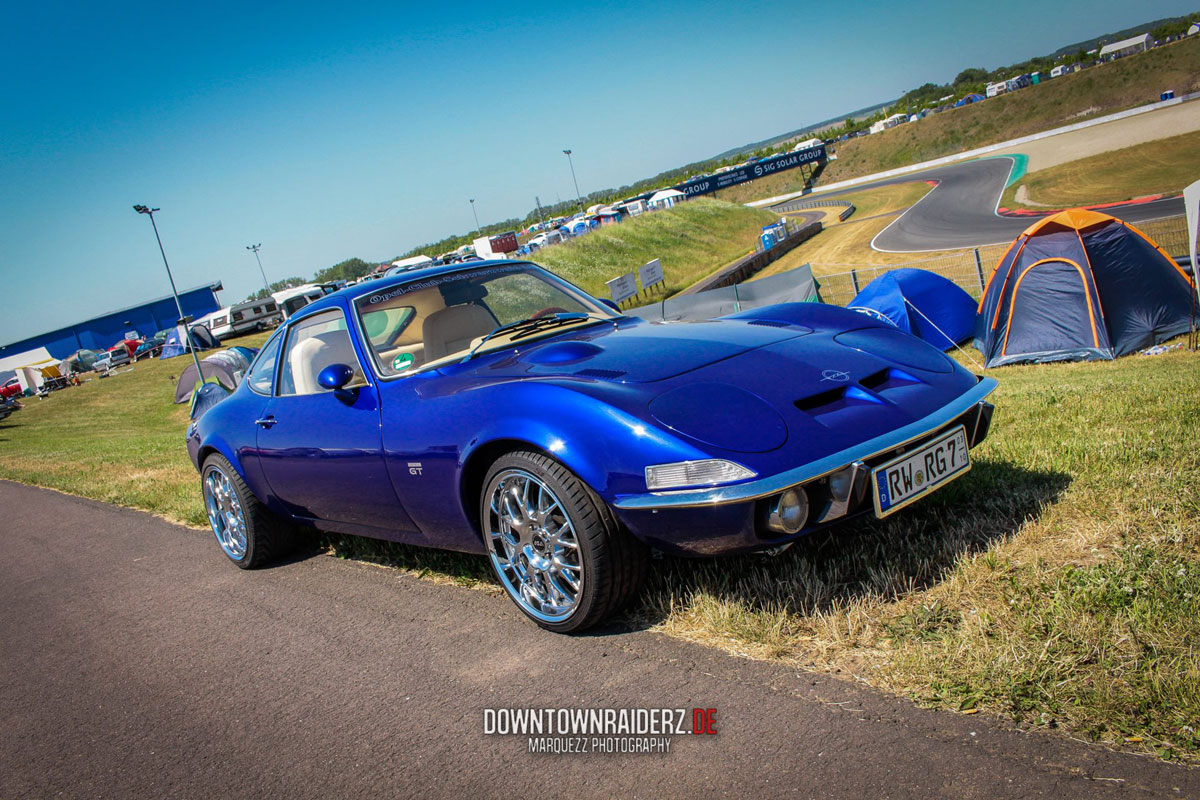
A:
[246, 243, 272, 298]
[469, 198, 480, 236]
[133, 205, 204, 379]
[563, 149, 584, 214]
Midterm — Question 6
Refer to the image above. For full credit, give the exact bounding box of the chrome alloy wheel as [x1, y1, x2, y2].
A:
[485, 469, 583, 623]
[203, 464, 248, 561]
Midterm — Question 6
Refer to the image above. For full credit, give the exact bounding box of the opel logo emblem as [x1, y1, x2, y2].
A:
[821, 369, 850, 382]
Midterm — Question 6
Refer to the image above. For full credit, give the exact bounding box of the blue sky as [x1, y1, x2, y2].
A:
[1, 0, 1193, 343]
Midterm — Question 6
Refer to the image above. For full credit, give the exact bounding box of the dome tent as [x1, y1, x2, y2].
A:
[847, 268, 976, 351]
[976, 209, 1195, 367]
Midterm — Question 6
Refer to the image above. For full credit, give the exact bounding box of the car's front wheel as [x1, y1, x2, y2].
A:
[201, 453, 291, 569]
[481, 451, 647, 633]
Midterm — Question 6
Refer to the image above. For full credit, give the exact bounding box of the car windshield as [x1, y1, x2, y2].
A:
[353, 263, 613, 377]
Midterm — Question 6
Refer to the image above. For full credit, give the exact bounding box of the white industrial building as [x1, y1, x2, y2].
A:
[1099, 33, 1151, 61]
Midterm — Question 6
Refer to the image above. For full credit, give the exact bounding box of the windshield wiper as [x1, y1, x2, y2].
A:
[460, 312, 608, 363]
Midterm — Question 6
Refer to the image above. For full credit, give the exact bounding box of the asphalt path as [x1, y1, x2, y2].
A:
[778, 157, 1184, 252]
[3, 480, 1198, 799]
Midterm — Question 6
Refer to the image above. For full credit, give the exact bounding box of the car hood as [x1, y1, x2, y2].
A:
[429, 313, 979, 459]
[481, 317, 814, 383]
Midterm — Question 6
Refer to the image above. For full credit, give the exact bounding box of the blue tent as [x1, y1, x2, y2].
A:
[976, 209, 1195, 367]
[848, 268, 976, 350]
[160, 323, 217, 360]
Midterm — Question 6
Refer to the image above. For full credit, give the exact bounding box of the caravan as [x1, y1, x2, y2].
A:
[272, 284, 328, 320]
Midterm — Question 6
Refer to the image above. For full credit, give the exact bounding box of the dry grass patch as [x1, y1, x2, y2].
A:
[752, 181, 937, 281]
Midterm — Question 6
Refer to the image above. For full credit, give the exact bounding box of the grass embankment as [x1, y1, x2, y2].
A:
[1002, 130, 1200, 210]
[532, 197, 777, 298]
[817, 37, 1200, 189]
[2, 331, 1198, 761]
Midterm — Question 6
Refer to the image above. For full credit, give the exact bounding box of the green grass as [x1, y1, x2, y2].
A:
[1001, 130, 1200, 209]
[819, 37, 1200, 187]
[1, 324, 1198, 763]
[532, 197, 778, 297]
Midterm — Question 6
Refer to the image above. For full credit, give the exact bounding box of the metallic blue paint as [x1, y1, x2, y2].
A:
[190, 261, 996, 558]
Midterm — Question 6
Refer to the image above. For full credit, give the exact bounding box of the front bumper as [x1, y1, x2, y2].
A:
[613, 376, 997, 511]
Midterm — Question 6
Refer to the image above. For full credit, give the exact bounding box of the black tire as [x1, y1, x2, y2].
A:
[201, 453, 294, 569]
[480, 450, 648, 633]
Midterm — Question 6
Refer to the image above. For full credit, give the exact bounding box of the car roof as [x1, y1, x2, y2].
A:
[293, 259, 538, 322]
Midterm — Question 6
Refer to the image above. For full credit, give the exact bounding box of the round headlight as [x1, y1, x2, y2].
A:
[767, 487, 809, 535]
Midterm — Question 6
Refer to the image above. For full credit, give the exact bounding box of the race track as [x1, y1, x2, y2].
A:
[778, 157, 1185, 253]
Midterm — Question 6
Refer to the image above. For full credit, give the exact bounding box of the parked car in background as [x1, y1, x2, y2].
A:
[134, 336, 166, 360]
[93, 345, 132, 372]
[188, 259, 996, 633]
[1, 377, 23, 399]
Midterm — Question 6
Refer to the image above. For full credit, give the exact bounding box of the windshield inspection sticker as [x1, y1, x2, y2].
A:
[392, 352, 415, 372]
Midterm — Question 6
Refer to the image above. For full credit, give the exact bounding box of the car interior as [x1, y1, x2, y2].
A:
[351, 269, 601, 379]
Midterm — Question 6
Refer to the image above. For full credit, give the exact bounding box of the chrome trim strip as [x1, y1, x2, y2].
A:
[612, 377, 998, 510]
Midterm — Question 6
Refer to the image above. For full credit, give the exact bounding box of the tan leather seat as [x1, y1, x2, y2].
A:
[289, 331, 360, 395]
[421, 304, 497, 362]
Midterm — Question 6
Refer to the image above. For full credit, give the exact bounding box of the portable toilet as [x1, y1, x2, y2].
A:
[760, 230, 777, 250]
[1161, 90, 1176, 101]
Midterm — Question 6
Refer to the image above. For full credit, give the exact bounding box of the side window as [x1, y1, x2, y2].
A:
[278, 310, 365, 397]
[246, 330, 284, 395]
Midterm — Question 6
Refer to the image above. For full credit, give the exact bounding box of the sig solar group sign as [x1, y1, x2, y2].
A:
[671, 144, 826, 199]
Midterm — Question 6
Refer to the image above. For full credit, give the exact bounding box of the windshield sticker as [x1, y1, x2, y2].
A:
[361, 265, 525, 306]
[392, 352, 415, 372]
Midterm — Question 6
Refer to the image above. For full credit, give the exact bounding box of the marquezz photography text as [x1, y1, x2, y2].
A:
[483, 707, 718, 754]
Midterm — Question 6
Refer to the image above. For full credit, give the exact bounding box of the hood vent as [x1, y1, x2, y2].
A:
[747, 319, 793, 328]
[860, 367, 922, 393]
[575, 368, 626, 379]
[795, 385, 884, 418]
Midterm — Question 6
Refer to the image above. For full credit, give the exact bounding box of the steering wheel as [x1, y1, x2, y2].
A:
[531, 306, 570, 319]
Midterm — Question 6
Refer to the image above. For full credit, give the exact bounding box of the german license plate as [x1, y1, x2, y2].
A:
[872, 426, 970, 517]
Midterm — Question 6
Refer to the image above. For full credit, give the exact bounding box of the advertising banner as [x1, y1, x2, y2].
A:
[672, 145, 826, 199]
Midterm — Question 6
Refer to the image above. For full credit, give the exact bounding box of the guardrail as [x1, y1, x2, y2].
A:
[772, 199, 856, 221]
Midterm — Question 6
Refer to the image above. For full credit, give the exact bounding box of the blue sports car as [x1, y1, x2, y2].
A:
[188, 260, 996, 632]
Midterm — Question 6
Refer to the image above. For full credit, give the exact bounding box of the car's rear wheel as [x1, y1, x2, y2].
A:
[201, 453, 291, 569]
[481, 451, 647, 633]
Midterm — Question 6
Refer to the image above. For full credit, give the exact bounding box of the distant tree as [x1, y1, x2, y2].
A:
[313, 258, 375, 284]
[953, 68, 989, 86]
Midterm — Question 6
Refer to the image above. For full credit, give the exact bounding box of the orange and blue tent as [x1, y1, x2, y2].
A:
[975, 209, 1195, 367]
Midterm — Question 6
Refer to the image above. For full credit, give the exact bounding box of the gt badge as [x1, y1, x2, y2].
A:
[408, 462, 423, 476]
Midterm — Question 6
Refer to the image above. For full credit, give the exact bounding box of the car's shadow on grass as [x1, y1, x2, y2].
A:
[271, 459, 1070, 641]
[621, 458, 1072, 634]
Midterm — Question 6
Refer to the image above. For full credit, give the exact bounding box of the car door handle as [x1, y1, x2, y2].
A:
[255, 415, 277, 428]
